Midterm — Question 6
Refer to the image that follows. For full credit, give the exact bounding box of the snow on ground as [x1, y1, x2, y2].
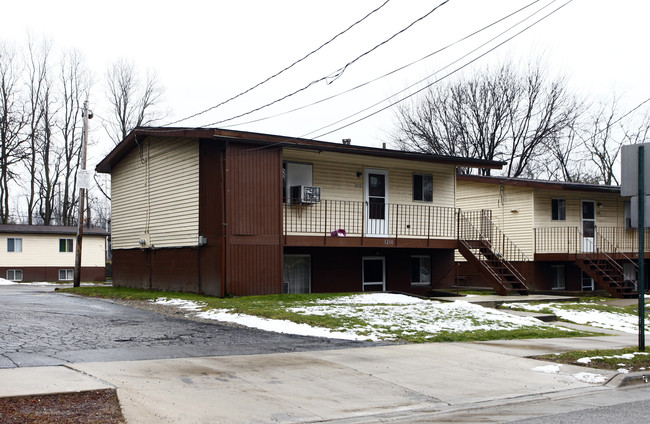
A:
[154, 293, 553, 342]
[501, 302, 646, 334]
[0, 278, 62, 286]
[154, 298, 207, 312]
[531, 363, 608, 384]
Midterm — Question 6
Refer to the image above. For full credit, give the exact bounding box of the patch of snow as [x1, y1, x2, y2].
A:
[313, 293, 427, 305]
[153, 298, 206, 312]
[0, 278, 17, 285]
[196, 309, 364, 340]
[502, 302, 646, 334]
[617, 368, 630, 373]
[183, 294, 554, 341]
[573, 372, 606, 384]
[576, 357, 592, 364]
[532, 364, 562, 374]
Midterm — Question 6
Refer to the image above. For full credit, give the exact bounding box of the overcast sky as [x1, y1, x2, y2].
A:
[2, 0, 649, 165]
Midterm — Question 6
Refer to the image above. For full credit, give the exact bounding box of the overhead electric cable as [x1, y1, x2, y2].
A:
[163, 0, 392, 127]
[221, 0, 544, 130]
[199, 0, 453, 128]
[310, 0, 573, 140]
[300, 0, 557, 138]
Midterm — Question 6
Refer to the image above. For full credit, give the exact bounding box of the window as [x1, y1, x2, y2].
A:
[551, 265, 565, 290]
[59, 269, 74, 281]
[59, 238, 73, 252]
[7, 237, 22, 252]
[410, 256, 431, 286]
[283, 162, 313, 204]
[6, 269, 23, 281]
[551, 198, 566, 221]
[413, 174, 433, 202]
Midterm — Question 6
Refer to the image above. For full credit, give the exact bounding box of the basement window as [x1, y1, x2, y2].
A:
[59, 269, 74, 281]
[6, 269, 23, 281]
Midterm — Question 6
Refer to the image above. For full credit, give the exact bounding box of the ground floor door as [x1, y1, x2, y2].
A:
[362, 256, 385, 291]
[284, 255, 311, 294]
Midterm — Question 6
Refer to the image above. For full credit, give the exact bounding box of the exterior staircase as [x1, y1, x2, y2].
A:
[458, 210, 529, 296]
[575, 230, 638, 298]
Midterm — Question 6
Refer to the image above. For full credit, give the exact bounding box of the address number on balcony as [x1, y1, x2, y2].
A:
[384, 240, 394, 245]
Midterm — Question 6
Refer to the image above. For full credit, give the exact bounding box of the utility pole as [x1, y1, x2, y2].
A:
[74, 100, 92, 287]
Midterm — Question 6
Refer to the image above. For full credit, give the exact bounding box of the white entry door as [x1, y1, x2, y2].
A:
[365, 169, 388, 236]
[582, 200, 596, 252]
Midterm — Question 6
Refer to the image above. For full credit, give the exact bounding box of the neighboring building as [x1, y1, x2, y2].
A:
[456, 174, 641, 297]
[96, 127, 504, 297]
[0, 225, 108, 282]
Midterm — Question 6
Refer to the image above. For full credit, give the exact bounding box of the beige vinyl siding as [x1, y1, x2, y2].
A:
[456, 180, 535, 257]
[282, 148, 457, 238]
[283, 148, 456, 206]
[533, 189, 626, 228]
[111, 137, 199, 249]
[0, 233, 105, 267]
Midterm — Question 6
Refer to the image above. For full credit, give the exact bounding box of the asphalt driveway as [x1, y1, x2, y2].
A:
[0, 284, 374, 368]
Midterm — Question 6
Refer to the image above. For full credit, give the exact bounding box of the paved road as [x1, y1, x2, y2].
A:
[0, 284, 375, 368]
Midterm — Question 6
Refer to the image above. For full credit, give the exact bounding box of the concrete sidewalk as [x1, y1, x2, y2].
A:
[1, 333, 645, 423]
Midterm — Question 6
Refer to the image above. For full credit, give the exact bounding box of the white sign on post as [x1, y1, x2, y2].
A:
[77, 169, 91, 190]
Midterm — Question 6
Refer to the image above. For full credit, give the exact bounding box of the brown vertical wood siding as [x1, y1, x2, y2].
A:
[225, 143, 283, 295]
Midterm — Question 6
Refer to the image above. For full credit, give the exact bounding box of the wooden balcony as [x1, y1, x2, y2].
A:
[283, 200, 458, 248]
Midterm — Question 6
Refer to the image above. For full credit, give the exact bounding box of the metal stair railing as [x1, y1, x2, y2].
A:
[458, 210, 529, 288]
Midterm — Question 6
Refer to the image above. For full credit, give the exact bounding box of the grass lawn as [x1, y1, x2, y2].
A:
[59, 286, 600, 343]
[535, 347, 650, 373]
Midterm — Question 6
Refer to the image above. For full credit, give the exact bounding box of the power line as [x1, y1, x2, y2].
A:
[310, 0, 573, 140]
[222, 0, 544, 130]
[199, 0, 453, 128]
[163, 0, 392, 127]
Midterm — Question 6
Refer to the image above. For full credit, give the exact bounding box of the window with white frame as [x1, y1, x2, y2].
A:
[551, 198, 566, 221]
[6, 269, 23, 281]
[551, 264, 565, 290]
[59, 269, 74, 281]
[410, 255, 431, 286]
[7, 237, 22, 252]
[413, 174, 433, 202]
[59, 238, 73, 252]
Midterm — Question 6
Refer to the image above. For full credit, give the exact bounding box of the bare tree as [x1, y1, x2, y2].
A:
[58, 49, 90, 225]
[0, 41, 27, 224]
[580, 98, 650, 185]
[23, 36, 52, 224]
[104, 58, 165, 145]
[393, 61, 580, 178]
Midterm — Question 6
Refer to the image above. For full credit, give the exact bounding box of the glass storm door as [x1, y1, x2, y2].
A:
[362, 257, 386, 291]
[582, 200, 596, 252]
[365, 169, 388, 236]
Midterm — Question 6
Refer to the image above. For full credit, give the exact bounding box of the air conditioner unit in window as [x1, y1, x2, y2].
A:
[290, 185, 321, 204]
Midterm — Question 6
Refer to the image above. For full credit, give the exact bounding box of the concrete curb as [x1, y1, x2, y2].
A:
[606, 371, 650, 387]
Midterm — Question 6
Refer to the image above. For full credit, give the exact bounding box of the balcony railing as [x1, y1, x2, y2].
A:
[283, 200, 457, 239]
[535, 226, 650, 255]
